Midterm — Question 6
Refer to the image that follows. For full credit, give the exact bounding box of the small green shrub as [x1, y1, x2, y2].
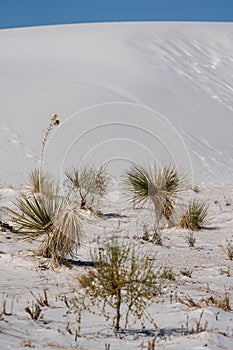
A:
[67, 237, 167, 332]
[179, 200, 208, 230]
[65, 164, 108, 212]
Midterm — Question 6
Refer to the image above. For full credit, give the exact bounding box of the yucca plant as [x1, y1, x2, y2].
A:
[9, 114, 84, 266]
[179, 199, 208, 230]
[9, 187, 83, 265]
[39, 206, 83, 264]
[123, 163, 184, 226]
[65, 164, 108, 211]
[27, 168, 53, 195]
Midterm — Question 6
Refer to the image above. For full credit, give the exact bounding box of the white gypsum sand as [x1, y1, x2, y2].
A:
[0, 22, 233, 349]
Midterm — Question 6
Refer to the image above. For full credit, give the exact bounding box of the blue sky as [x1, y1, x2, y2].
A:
[0, 0, 233, 29]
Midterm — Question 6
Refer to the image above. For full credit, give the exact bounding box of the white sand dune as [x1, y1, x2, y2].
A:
[0, 22, 233, 185]
[0, 22, 233, 350]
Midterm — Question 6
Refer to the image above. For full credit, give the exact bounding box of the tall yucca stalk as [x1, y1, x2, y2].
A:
[39, 114, 59, 193]
[124, 163, 184, 225]
[9, 114, 85, 266]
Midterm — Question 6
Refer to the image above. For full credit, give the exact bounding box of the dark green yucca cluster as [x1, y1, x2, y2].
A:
[10, 186, 62, 235]
[179, 199, 208, 230]
[9, 187, 83, 265]
[124, 163, 184, 224]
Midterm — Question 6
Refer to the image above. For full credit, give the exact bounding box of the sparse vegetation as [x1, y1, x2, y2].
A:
[225, 239, 233, 260]
[27, 168, 53, 195]
[9, 186, 83, 266]
[186, 231, 196, 247]
[65, 164, 108, 212]
[25, 302, 42, 320]
[179, 200, 208, 230]
[177, 294, 202, 308]
[161, 267, 176, 281]
[0, 295, 14, 319]
[177, 291, 231, 312]
[204, 292, 231, 311]
[151, 226, 163, 245]
[30, 289, 50, 308]
[67, 237, 166, 332]
[219, 266, 230, 276]
[181, 310, 208, 335]
[123, 163, 184, 226]
[7, 115, 83, 266]
[0, 111, 231, 348]
[180, 268, 193, 278]
[25, 289, 51, 321]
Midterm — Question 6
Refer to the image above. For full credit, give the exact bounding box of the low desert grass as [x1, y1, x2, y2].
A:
[205, 292, 231, 311]
[225, 240, 233, 260]
[179, 200, 208, 230]
[186, 232, 196, 247]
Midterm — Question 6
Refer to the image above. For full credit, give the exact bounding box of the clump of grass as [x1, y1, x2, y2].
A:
[205, 292, 231, 311]
[141, 224, 150, 241]
[186, 232, 196, 247]
[123, 163, 184, 226]
[25, 303, 42, 320]
[177, 294, 202, 308]
[179, 200, 208, 230]
[9, 187, 83, 266]
[151, 226, 163, 245]
[65, 164, 108, 212]
[161, 267, 176, 281]
[180, 268, 193, 278]
[219, 267, 230, 277]
[141, 224, 163, 245]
